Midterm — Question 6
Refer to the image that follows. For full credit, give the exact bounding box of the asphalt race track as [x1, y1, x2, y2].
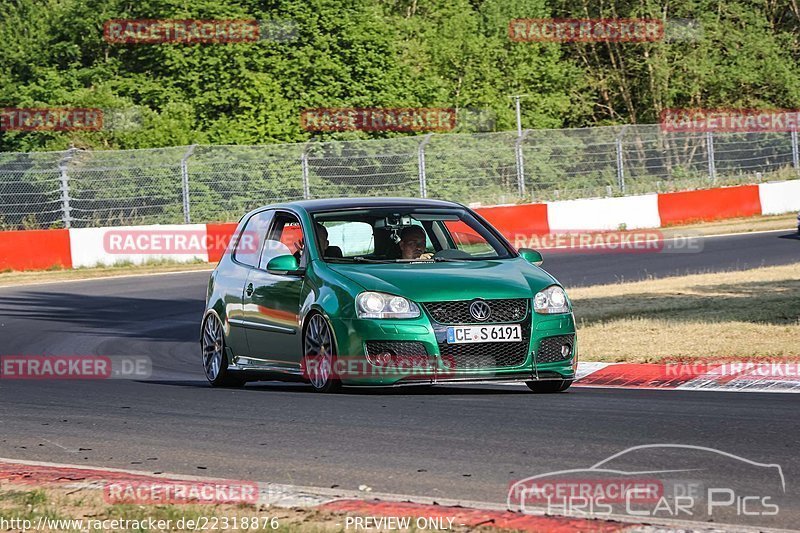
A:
[1, 229, 798, 529]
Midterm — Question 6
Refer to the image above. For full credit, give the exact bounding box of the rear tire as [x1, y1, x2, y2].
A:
[202, 313, 245, 388]
[303, 313, 342, 393]
[526, 379, 572, 393]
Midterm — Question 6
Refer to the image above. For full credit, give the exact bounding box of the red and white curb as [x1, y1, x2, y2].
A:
[0, 458, 774, 532]
[573, 361, 800, 393]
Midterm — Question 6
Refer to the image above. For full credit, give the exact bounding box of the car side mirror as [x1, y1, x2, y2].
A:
[518, 248, 543, 266]
[266, 254, 302, 275]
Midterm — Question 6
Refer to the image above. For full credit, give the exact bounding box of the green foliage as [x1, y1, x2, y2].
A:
[1, 1, 799, 226]
[548, 0, 800, 123]
[2, 0, 798, 150]
[0, 0, 601, 151]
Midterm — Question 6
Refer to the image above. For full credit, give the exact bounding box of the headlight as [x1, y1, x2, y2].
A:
[533, 285, 570, 314]
[356, 292, 420, 319]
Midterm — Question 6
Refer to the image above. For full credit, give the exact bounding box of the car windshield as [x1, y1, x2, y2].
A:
[311, 207, 514, 263]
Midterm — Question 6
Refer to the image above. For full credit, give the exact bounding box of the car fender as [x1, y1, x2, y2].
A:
[200, 307, 225, 343]
[299, 261, 363, 358]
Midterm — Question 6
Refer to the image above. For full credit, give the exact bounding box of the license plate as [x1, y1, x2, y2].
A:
[446, 324, 522, 344]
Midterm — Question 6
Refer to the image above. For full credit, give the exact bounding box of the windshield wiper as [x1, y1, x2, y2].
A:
[328, 256, 471, 264]
[327, 256, 395, 263]
[393, 256, 467, 263]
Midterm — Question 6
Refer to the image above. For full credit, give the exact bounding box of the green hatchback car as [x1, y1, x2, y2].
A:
[201, 198, 577, 393]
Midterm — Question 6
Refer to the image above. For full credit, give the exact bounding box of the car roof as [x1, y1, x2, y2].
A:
[273, 197, 464, 213]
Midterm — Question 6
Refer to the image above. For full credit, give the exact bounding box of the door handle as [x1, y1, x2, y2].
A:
[246, 283, 254, 296]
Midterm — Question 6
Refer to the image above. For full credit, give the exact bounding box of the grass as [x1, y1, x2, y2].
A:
[0, 485, 334, 532]
[0, 489, 71, 530]
[0, 485, 485, 532]
[571, 262, 800, 362]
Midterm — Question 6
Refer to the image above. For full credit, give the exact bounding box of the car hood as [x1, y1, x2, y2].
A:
[326, 258, 559, 302]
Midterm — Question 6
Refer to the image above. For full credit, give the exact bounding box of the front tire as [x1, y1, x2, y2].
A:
[303, 313, 342, 393]
[202, 314, 245, 388]
[526, 379, 572, 393]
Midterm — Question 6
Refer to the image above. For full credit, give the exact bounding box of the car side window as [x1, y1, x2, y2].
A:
[443, 219, 495, 256]
[259, 212, 304, 270]
[323, 221, 374, 256]
[233, 210, 274, 267]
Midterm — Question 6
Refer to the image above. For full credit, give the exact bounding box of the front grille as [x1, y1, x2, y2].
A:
[436, 319, 531, 370]
[424, 298, 532, 370]
[365, 341, 427, 358]
[536, 335, 575, 364]
[423, 298, 529, 324]
[439, 332, 531, 369]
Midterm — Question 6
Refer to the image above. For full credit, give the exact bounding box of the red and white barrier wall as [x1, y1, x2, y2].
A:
[1, 181, 798, 271]
[547, 194, 661, 231]
[0, 229, 73, 271]
[759, 179, 800, 215]
[68, 224, 210, 268]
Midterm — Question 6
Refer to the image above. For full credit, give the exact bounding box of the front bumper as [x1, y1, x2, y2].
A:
[329, 311, 577, 386]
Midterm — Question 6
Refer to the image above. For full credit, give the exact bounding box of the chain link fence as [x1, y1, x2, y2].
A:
[1, 124, 798, 230]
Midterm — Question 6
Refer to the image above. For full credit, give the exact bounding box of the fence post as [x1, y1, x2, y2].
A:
[791, 129, 799, 175]
[418, 133, 433, 198]
[615, 125, 628, 194]
[706, 131, 716, 182]
[515, 129, 531, 198]
[301, 141, 314, 200]
[181, 144, 197, 224]
[58, 147, 77, 229]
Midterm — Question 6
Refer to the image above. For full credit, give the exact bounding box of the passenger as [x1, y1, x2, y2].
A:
[295, 223, 342, 261]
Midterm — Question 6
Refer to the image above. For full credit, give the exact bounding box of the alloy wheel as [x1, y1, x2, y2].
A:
[202, 314, 224, 381]
[304, 314, 340, 392]
[201, 314, 244, 387]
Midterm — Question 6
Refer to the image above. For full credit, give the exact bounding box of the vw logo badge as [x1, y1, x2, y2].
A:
[469, 300, 491, 321]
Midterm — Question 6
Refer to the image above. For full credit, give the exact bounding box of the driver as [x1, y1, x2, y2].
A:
[398, 225, 433, 260]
